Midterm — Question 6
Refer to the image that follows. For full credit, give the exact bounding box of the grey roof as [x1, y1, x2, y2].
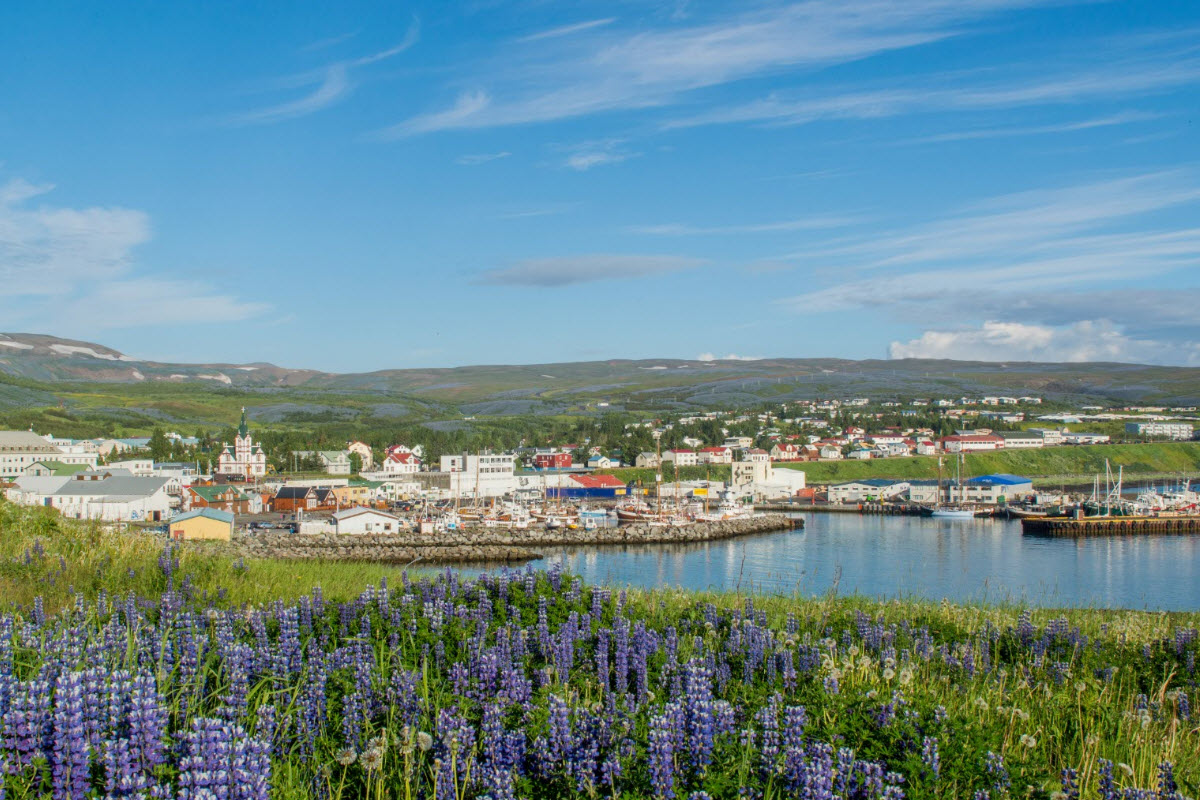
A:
[333, 507, 398, 521]
[11, 476, 72, 493]
[52, 476, 170, 497]
[0, 431, 61, 451]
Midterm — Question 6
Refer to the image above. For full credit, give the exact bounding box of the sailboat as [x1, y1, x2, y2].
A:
[930, 453, 976, 519]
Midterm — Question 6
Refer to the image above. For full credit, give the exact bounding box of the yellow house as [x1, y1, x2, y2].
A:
[332, 484, 373, 507]
[169, 508, 235, 541]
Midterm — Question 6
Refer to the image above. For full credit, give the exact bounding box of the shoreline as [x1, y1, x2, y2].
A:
[232, 513, 801, 564]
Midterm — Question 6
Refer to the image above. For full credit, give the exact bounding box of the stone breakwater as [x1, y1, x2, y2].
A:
[232, 514, 800, 565]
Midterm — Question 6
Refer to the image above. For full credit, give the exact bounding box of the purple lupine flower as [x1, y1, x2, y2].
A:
[1061, 767, 1080, 800]
[647, 711, 676, 800]
[1097, 759, 1118, 800]
[129, 673, 166, 772]
[51, 671, 89, 800]
[104, 736, 148, 799]
[1157, 762, 1178, 798]
[177, 717, 271, 800]
[921, 737, 940, 780]
[984, 752, 1010, 793]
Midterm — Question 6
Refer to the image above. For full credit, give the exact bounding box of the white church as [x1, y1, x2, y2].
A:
[215, 409, 267, 480]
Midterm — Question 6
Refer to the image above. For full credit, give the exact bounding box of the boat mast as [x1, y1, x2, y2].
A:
[653, 430, 662, 517]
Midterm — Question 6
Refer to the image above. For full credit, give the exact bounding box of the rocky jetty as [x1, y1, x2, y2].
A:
[233, 514, 800, 565]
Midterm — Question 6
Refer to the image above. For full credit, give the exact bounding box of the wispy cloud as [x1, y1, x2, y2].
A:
[456, 151, 511, 166]
[228, 20, 419, 126]
[477, 254, 702, 287]
[301, 31, 358, 52]
[562, 139, 638, 171]
[384, 0, 1065, 135]
[630, 215, 856, 235]
[231, 64, 351, 125]
[497, 203, 577, 219]
[906, 110, 1161, 144]
[518, 18, 616, 43]
[779, 170, 1200, 362]
[668, 55, 1200, 130]
[0, 175, 267, 330]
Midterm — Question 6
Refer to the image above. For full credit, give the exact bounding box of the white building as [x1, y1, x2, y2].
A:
[8, 471, 172, 522]
[107, 458, 156, 476]
[294, 450, 352, 475]
[216, 409, 268, 479]
[697, 446, 733, 464]
[1028, 428, 1065, 445]
[662, 449, 699, 467]
[1125, 422, 1194, 440]
[382, 450, 421, 475]
[828, 480, 909, 504]
[333, 507, 402, 534]
[439, 453, 517, 498]
[1, 430, 99, 478]
[996, 432, 1044, 449]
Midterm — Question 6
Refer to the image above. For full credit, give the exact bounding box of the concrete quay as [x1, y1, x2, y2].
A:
[232, 513, 801, 565]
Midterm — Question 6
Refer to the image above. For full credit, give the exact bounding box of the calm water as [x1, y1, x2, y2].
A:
[528, 514, 1200, 611]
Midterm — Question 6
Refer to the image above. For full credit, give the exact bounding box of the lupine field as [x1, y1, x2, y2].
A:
[0, 503, 1197, 800]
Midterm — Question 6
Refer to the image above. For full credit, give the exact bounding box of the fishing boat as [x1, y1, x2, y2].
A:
[929, 453, 978, 519]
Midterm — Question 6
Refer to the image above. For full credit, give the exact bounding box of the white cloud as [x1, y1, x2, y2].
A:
[456, 151, 511, 166]
[889, 321, 1200, 366]
[0, 175, 267, 331]
[563, 140, 638, 171]
[782, 171, 1200, 313]
[231, 64, 351, 125]
[478, 254, 702, 287]
[631, 215, 856, 235]
[230, 21, 419, 125]
[0, 179, 150, 294]
[698, 353, 763, 362]
[518, 18, 616, 43]
[384, 0, 1066, 134]
[668, 53, 1200, 130]
[905, 110, 1161, 144]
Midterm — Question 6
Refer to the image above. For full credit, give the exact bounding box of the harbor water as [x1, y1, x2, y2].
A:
[528, 513, 1200, 611]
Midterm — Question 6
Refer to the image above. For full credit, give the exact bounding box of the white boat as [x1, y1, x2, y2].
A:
[931, 507, 977, 519]
[929, 454, 981, 519]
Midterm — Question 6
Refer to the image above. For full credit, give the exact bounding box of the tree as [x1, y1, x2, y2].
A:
[349, 452, 363, 474]
[148, 428, 171, 462]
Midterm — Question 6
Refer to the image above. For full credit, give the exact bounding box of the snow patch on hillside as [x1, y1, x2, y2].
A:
[197, 373, 233, 385]
[0, 340, 34, 350]
[49, 343, 136, 361]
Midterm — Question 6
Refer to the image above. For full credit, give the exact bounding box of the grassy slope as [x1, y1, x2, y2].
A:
[774, 442, 1200, 484]
[599, 442, 1200, 486]
[4, 500, 1199, 799]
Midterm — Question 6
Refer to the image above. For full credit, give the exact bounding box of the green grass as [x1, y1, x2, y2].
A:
[763, 442, 1200, 484]
[1, 500, 1198, 799]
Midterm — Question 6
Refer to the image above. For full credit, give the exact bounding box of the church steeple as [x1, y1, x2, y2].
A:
[238, 407, 249, 438]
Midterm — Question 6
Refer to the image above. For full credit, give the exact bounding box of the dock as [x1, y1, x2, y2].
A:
[754, 502, 926, 516]
[1021, 515, 1200, 536]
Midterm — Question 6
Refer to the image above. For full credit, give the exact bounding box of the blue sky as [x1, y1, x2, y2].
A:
[1, 0, 1198, 371]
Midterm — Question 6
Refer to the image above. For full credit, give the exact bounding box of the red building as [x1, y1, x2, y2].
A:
[533, 452, 573, 470]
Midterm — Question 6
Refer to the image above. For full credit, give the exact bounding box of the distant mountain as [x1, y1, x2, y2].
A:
[3, 333, 1200, 422]
[0, 333, 323, 387]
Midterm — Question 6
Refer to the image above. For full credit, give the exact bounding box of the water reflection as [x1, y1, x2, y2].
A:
[532, 514, 1200, 610]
